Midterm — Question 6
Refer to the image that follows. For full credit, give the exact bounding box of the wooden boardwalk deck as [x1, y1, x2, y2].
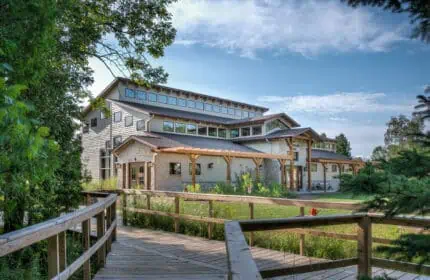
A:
[94, 226, 429, 280]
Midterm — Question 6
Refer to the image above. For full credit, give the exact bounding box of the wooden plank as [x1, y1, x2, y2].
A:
[174, 197, 180, 233]
[259, 258, 358, 278]
[224, 221, 262, 280]
[58, 231, 67, 272]
[372, 258, 430, 276]
[370, 214, 430, 228]
[208, 201, 214, 239]
[249, 203, 254, 247]
[238, 213, 366, 232]
[82, 219, 91, 280]
[122, 193, 128, 226]
[97, 211, 106, 268]
[126, 207, 226, 224]
[0, 194, 117, 257]
[299, 206, 305, 256]
[357, 216, 372, 278]
[48, 234, 60, 279]
[106, 205, 112, 254]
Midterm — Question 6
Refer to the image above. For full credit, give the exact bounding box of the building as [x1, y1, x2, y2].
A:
[81, 78, 363, 192]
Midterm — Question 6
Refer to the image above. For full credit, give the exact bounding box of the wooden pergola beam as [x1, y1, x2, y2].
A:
[285, 138, 295, 191]
[306, 139, 312, 192]
[252, 158, 264, 183]
[189, 154, 200, 188]
[278, 159, 287, 188]
[223, 155, 233, 185]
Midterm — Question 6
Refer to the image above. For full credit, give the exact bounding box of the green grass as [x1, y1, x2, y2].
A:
[305, 192, 373, 203]
[82, 177, 119, 192]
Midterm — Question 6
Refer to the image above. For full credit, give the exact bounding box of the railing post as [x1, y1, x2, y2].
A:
[97, 210, 106, 268]
[86, 193, 91, 206]
[82, 219, 91, 280]
[106, 205, 112, 254]
[249, 202, 254, 246]
[47, 234, 59, 279]
[58, 231, 67, 272]
[112, 201, 117, 242]
[122, 192, 128, 226]
[357, 215, 372, 278]
[208, 200, 213, 239]
[174, 197, 180, 233]
[299, 206, 305, 256]
[146, 194, 151, 210]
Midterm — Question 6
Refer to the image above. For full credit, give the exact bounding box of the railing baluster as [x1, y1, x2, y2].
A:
[97, 210, 106, 268]
[82, 219, 91, 280]
[106, 205, 112, 254]
[299, 206, 305, 256]
[174, 197, 180, 233]
[122, 192, 128, 226]
[146, 194, 151, 210]
[47, 234, 59, 279]
[249, 202, 254, 246]
[58, 231, 67, 272]
[357, 216, 372, 278]
[112, 202, 117, 242]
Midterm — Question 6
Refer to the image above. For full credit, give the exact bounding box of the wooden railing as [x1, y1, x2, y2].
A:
[225, 213, 430, 279]
[0, 192, 117, 280]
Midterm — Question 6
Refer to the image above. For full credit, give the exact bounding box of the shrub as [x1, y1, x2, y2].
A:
[339, 163, 387, 195]
[82, 177, 118, 191]
[212, 182, 236, 194]
[185, 184, 201, 193]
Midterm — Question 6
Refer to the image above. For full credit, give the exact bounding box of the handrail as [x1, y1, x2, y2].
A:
[0, 192, 117, 280]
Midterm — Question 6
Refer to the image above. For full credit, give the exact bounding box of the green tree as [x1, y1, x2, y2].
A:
[384, 115, 423, 147]
[335, 133, 352, 158]
[413, 85, 430, 148]
[371, 145, 388, 161]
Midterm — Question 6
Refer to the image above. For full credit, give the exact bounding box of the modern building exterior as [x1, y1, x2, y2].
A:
[81, 78, 363, 192]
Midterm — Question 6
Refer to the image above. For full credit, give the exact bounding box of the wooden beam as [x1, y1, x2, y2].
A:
[357, 216, 372, 278]
[299, 207, 305, 256]
[189, 154, 200, 188]
[174, 197, 180, 233]
[286, 137, 295, 191]
[58, 231, 67, 272]
[96, 211, 106, 268]
[82, 219, 91, 280]
[144, 161, 149, 190]
[252, 158, 263, 183]
[47, 234, 59, 279]
[249, 203, 254, 247]
[322, 163, 327, 192]
[278, 159, 287, 188]
[307, 139, 312, 192]
[223, 156, 232, 185]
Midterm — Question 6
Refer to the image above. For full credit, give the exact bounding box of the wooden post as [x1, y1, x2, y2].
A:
[174, 197, 180, 233]
[278, 159, 287, 188]
[111, 202, 117, 242]
[189, 154, 200, 188]
[208, 201, 213, 239]
[322, 163, 327, 192]
[357, 216, 372, 278]
[86, 193, 91, 206]
[252, 158, 263, 184]
[82, 219, 91, 280]
[307, 139, 312, 192]
[122, 163, 126, 189]
[47, 234, 59, 279]
[223, 156, 232, 185]
[58, 231, 67, 272]
[286, 138, 295, 191]
[338, 163, 342, 178]
[144, 161, 150, 190]
[299, 207, 305, 256]
[122, 192, 128, 226]
[249, 202, 254, 246]
[97, 210, 106, 268]
[146, 194, 151, 210]
[106, 205, 112, 254]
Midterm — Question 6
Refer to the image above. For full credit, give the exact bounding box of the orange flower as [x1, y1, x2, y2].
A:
[310, 208, 318, 216]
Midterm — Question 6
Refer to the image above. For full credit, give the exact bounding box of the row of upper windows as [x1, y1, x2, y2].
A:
[162, 120, 263, 139]
[305, 163, 352, 173]
[312, 142, 336, 151]
[124, 88, 258, 119]
[83, 111, 145, 133]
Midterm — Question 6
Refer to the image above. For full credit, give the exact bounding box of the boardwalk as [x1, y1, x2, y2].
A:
[94, 226, 429, 280]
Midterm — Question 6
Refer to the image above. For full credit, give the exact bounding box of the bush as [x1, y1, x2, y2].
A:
[212, 182, 236, 194]
[82, 177, 118, 191]
[185, 183, 201, 193]
[339, 163, 387, 195]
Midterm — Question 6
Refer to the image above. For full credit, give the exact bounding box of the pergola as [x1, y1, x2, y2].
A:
[156, 147, 293, 188]
[311, 158, 365, 192]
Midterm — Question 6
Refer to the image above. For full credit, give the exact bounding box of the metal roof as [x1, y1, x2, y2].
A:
[311, 149, 350, 161]
[233, 127, 321, 143]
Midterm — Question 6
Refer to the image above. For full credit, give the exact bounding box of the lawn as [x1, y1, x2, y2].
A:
[301, 192, 373, 203]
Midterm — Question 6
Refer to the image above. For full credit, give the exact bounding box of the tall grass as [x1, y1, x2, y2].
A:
[82, 177, 118, 192]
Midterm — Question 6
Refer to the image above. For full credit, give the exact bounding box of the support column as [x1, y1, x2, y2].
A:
[122, 163, 126, 189]
[286, 138, 295, 191]
[307, 139, 312, 192]
[252, 158, 263, 183]
[352, 164, 357, 175]
[322, 163, 327, 192]
[278, 159, 287, 188]
[144, 161, 150, 190]
[189, 154, 200, 188]
[223, 156, 232, 185]
[151, 153, 158, 190]
[338, 163, 342, 178]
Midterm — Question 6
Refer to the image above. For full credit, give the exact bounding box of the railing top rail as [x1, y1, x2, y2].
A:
[369, 213, 430, 228]
[0, 193, 117, 257]
[121, 189, 362, 210]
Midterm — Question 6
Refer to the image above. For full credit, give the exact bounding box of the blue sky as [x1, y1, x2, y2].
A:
[89, 0, 429, 158]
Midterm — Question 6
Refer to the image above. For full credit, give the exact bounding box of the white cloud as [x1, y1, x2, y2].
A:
[258, 92, 414, 114]
[169, 0, 406, 57]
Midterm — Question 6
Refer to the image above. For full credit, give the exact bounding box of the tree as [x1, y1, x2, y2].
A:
[343, 0, 430, 43]
[413, 85, 430, 148]
[384, 115, 423, 147]
[335, 133, 352, 158]
[371, 146, 388, 161]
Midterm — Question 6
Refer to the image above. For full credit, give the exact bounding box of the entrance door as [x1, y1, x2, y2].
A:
[129, 162, 145, 188]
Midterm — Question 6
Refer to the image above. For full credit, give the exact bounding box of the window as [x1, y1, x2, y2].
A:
[187, 124, 197, 134]
[169, 163, 181, 175]
[196, 101, 204, 110]
[265, 119, 287, 132]
[149, 93, 157, 102]
[125, 88, 135, 98]
[230, 128, 239, 138]
[157, 94, 167, 104]
[208, 127, 217, 137]
[204, 103, 213, 111]
[221, 107, 228, 114]
[137, 91, 146, 100]
[252, 126, 262, 135]
[198, 126, 207, 136]
[83, 123, 89, 133]
[113, 136, 122, 147]
[168, 96, 177, 105]
[294, 152, 299, 161]
[235, 109, 242, 117]
[213, 105, 220, 113]
[178, 98, 186, 107]
[311, 163, 318, 172]
[228, 108, 235, 115]
[105, 140, 111, 150]
[91, 118, 97, 127]
[218, 128, 227, 138]
[243, 111, 249, 118]
[241, 127, 251, 137]
[189, 163, 201, 175]
[175, 122, 186, 133]
[125, 116, 133, 127]
[187, 100, 195, 108]
[100, 111, 106, 119]
[136, 120, 145, 131]
[100, 149, 111, 180]
[113, 112, 122, 123]
[249, 112, 256, 118]
[163, 121, 174, 132]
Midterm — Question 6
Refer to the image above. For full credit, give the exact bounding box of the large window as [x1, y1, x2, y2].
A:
[213, 105, 220, 113]
[149, 93, 157, 102]
[230, 128, 239, 138]
[187, 124, 196, 134]
[113, 112, 122, 123]
[175, 122, 186, 133]
[168, 96, 177, 105]
[235, 109, 242, 117]
[91, 118, 97, 127]
[137, 91, 146, 100]
[265, 119, 287, 132]
[158, 94, 167, 104]
[252, 126, 262, 135]
[249, 112, 256, 118]
[294, 152, 299, 161]
[169, 163, 181, 175]
[125, 116, 133, 127]
[187, 100, 195, 108]
[218, 128, 227, 138]
[208, 127, 217, 137]
[189, 163, 201, 175]
[198, 126, 207, 136]
[113, 136, 122, 147]
[136, 120, 145, 131]
[204, 103, 213, 111]
[228, 108, 235, 115]
[163, 121, 174, 132]
[311, 163, 318, 172]
[332, 164, 338, 172]
[241, 127, 251, 137]
[196, 101, 204, 110]
[125, 88, 135, 98]
[221, 107, 228, 114]
[100, 149, 111, 180]
[243, 111, 249, 118]
[178, 98, 186, 107]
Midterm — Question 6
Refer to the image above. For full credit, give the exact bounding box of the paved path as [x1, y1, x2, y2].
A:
[94, 226, 428, 280]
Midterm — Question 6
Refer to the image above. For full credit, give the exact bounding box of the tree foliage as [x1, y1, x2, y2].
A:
[384, 115, 423, 147]
[339, 163, 387, 194]
[335, 133, 352, 158]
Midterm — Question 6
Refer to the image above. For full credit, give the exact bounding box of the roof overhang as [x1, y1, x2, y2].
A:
[112, 135, 159, 156]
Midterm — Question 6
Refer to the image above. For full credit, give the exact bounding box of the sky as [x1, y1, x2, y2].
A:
[88, 0, 430, 158]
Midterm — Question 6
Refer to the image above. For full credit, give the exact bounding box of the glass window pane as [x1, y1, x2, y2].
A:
[114, 112, 122, 122]
[113, 136, 122, 147]
[228, 108, 235, 115]
[175, 122, 186, 133]
[235, 109, 242, 117]
[137, 91, 146, 100]
[204, 103, 213, 111]
[187, 100, 195, 108]
[168, 96, 177, 105]
[187, 124, 196, 134]
[149, 93, 157, 102]
[208, 127, 217, 137]
[252, 126, 262, 135]
[196, 101, 204, 110]
[221, 107, 228, 114]
[243, 111, 249, 118]
[163, 121, 174, 132]
[125, 116, 133, 127]
[169, 163, 181, 175]
[241, 127, 250, 137]
[218, 128, 226, 138]
[249, 112, 256, 118]
[158, 94, 167, 104]
[213, 105, 220, 113]
[189, 163, 201, 175]
[198, 126, 207, 135]
[178, 98, 186, 107]
[91, 118, 97, 127]
[125, 88, 135, 98]
[230, 128, 239, 138]
[136, 120, 145, 131]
